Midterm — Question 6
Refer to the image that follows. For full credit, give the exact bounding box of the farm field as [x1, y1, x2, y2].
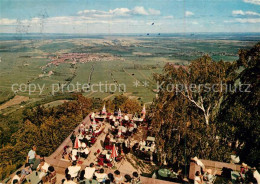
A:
[0, 33, 259, 113]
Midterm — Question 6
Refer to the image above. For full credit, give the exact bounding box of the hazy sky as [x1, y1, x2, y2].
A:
[0, 0, 260, 33]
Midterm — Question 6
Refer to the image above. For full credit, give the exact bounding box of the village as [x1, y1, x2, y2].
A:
[45, 53, 124, 67]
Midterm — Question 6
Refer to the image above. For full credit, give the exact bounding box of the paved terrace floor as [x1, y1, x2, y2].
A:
[44, 114, 177, 184]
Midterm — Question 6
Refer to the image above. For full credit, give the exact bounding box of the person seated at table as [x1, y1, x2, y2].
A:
[36, 159, 50, 179]
[250, 167, 260, 184]
[80, 140, 86, 149]
[26, 145, 37, 166]
[203, 169, 214, 184]
[133, 122, 137, 130]
[68, 161, 81, 179]
[124, 115, 129, 121]
[92, 124, 97, 132]
[106, 151, 112, 162]
[43, 166, 56, 184]
[20, 163, 32, 182]
[132, 172, 141, 184]
[83, 163, 96, 180]
[63, 174, 76, 184]
[122, 126, 127, 134]
[129, 126, 134, 134]
[109, 115, 114, 122]
[71, 148, 79, 161]
[81, 134, 88, 143]
[95, 168, 108, 183]
[12, 179, 19, 184]
[85, 134, 92, 141]
[107, 173, 115, 183]
[118, 129, 122, 137]
[78, 132, 84, 141]
[132, 143, 139, 153]
[139, 139, 146, 149]
[240, 163, 248, 181]
[84, 126, 89, 133]
[124, 174, 132, 183]
[194, 171, 203, 184]
[114, 121, 119, 127]
[114, 170, 123, 184]
[80, 146, 90, 159]
[11, 171, 21, 184]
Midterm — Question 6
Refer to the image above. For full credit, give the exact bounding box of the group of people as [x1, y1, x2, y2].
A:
[108, 114, 139, 137]
[63, 161, 141, 184]
[236, 163, 260, 183]
[192, 156, 216, 184]
[64, 119, 106, 162]
[11, 146, 56, 184]
[11, 110, 146, 184]
[192, 156, 260, 184]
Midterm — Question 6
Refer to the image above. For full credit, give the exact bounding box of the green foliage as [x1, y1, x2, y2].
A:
[216, 42, 260, 166]
[151, 42, 260, 169]
[120, 98, 142, 114]
[0, 94, 93, 180]
[113, 95, 128, 109]
[151, 90, 231, 166]
[104, 95, 142, 114]
[150, 55, 239, 166]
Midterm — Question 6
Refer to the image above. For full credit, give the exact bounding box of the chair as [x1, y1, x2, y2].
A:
[107, 162, 113, 168]
[90, 137, 97, 144]
[97, 158, 104, 167]
[116, 155, 123, 162]
[97, 149, 101, 154]
[105, 145, 113, 150]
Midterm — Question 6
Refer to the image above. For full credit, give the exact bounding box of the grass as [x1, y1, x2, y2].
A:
[0, 36, 258, 113]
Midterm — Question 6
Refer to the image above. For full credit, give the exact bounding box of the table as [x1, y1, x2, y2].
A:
[158, 169, 178, 179]
[81, 179, 99, 184]
[26, 171, 46, 184]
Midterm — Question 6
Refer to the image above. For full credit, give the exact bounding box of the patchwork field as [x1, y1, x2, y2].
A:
[0, 33, 259, 113]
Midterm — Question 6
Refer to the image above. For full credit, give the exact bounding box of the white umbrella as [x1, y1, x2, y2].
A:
[142, 104, 146, 115]
[118, 108, 122, 119]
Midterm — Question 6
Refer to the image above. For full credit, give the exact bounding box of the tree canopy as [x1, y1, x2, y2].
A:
[150, 42, 259, 169]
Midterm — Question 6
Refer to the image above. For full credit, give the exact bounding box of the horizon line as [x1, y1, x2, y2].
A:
[1, 32, 260, 35]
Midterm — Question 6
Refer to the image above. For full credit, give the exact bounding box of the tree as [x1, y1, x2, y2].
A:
[0, 94, 93, 180]
[216, 42, 260, 166]
[113, 95, 128, 109]
[120, 98, 142, 114]
[155, 55, 237, 125]
[150, 55, 237, 166]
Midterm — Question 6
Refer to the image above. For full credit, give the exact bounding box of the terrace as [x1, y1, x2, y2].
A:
[4, 108, 246, 184]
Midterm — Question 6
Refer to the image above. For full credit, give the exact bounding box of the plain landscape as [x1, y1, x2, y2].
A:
[0, 33, 259, 115]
